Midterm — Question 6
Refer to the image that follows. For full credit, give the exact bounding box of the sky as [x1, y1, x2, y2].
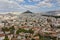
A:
[0, 0, 60, 13]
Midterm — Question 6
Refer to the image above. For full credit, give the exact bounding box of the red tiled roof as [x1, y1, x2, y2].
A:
[0, 34, 5, 37]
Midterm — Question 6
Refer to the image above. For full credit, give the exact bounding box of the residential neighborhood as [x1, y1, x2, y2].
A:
[0, 11, 60, 40]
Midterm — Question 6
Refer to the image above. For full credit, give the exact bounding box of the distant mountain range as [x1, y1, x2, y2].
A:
[43, 10, 60, 16]
[0, 10, 60, 18]
[42, 10, 60, 18]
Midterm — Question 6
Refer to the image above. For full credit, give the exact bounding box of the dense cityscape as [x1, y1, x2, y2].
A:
[0, 10, 60, 40]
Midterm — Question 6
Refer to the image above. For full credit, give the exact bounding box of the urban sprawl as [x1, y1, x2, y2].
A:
[0, 11, 60, 40]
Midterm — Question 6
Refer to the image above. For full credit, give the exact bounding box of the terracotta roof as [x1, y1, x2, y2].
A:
[0, 34, 5, 37]
[11, 38, 17, 40]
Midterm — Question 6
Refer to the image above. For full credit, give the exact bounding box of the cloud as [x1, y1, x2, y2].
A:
[57, 0, 60, 3]
[56, 0, 60, 6]
[0, 0, 59, 12]
[28, 0, 53, 7]
[29, 0, 52, 2]
[0, 0, 39, 12]
[0, 0, 25, 12]
[43, 0, 52, 2]
[23, 5, 38, 10]
[37, 1, 52, 7]
[18, 0, 24, 2]
[28, 0, 41, 2]
[36, 0, 53, 7]
[14, 0, 25, 3]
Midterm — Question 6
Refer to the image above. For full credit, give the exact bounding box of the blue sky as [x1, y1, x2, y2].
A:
[0, 0, 60, 13]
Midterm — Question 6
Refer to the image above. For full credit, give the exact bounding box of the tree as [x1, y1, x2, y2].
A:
[16, 28, 27, 34]
[16, 28, 34, 34]
[1, 20, 8, 34]
[9, 26, 15, 34]
[1, 20, 8, 27]
[9, 26, 15, 38]
[2, 27, 9, 34]
[28, 29, 34, 34]
[31, 38, 35, 40]
[4, 35, 9, 40]
[2, 27, 5, 34]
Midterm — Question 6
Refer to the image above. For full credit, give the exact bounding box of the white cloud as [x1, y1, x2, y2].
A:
[0, 0, 8, 1]
[0, 0, 58, 12]
[0, 0, 25, 12]
[18, 0, 24, 2]
[56, 0, 60, 5]
[44, 0, 52, 2]
[29, 0, 41, 2]
[0, 0, 39, 12]
[37, 1, 52, 7]
[0, 0, 25, 3]
[0, 0, 19, 8]
[57, 0, 60, 2]
[23, 5, 38, 10]
[10, 0, 24, 2]
[29, 0, 52, 2]
[36, 0, 53, 7]
[28, 0, 52, 7]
